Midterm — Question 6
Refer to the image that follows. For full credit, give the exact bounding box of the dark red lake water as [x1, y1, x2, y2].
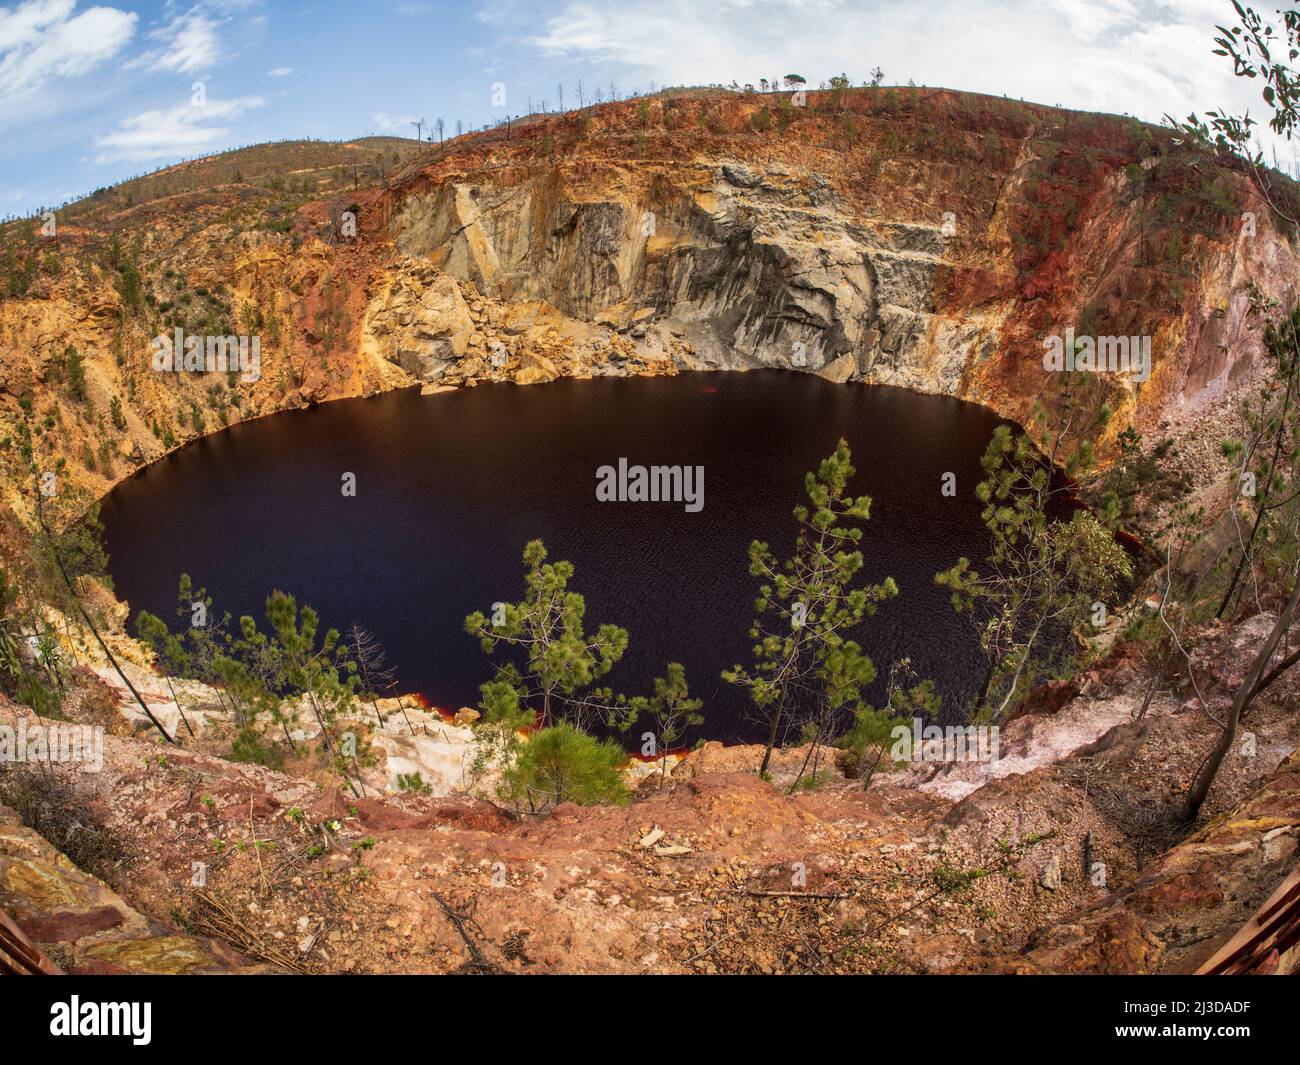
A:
[100, 370, 1017, 744]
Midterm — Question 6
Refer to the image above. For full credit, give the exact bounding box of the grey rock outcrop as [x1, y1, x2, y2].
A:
[388, 159, 965, 390]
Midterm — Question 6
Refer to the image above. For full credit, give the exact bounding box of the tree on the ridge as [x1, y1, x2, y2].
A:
[725, 439, 898, 780]
[465, 541, 705, 814]
[172, 574, 236, 712]
[829, 73, 851, 109]
[210, 629, 287, 767]
[346, 624, 395, 728]
[936, 422, 1131, 722]
[336, 624, 410, 743]
[464, 539, 629, 732]
[262, 590, 362, 796]
[138, 580, 291, 758]
[609, 662, 704, 786]
[64, 346, 86, 401]
[838, 658, 939, 788]
[133, 610, 197, 738]
[499, 722, 628, 814]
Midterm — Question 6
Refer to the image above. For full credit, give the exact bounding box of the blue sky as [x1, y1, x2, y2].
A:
[0, 0, 1290, 216]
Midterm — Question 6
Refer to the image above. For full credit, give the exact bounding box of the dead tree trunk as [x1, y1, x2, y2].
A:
[1184, 578, 1300, 820]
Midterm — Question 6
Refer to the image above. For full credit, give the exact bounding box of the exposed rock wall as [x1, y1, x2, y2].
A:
[5, 89, 1300, 514]
[389, 160, 952, 379]
[375, 92, 1300, 466]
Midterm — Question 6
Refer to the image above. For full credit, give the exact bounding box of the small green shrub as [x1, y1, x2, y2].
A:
[501, 723, 628, 813]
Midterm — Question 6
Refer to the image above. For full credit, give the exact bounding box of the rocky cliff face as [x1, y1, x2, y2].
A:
[389, 155, 961, 387]
[3, 89, 1298, 513]
[377, 88, 1300, 457]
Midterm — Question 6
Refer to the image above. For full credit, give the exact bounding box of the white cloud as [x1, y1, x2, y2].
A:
[372, 110, 419, 132]
[266, 65, 292, 77]
[526, 0, 1285, 151]
[127, 6, 223, 75]
[94, 94, 264, 161]
[0, 0, 137, 106]
[1051, 0, 1141, 42]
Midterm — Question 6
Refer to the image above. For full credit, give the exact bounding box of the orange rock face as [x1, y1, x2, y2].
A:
[4, 88, 1297, 512]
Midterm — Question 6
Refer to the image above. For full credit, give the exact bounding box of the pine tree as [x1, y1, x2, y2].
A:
[725, 440, 898, 779]
[263, 591, 361, 795]
[133, 610, 197, 738]
[936, 424, 1131, 721]
[838, 659, 938, 787]
[65, 346, 86, 401]
[500, 722, 628, 813]
[465, 540, 628, 731]
[610, 662, 703, 785]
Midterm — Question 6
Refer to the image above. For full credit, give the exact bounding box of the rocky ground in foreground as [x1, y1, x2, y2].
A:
[2, 610, 1296, 974]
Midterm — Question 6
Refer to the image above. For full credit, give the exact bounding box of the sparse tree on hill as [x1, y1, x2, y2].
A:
[830, 72, 850, 109]
[499, 722, 628, 813]
[609, 662, 703, 786]
[838, 659, 939, 788]
[65, 345, 85, 401]
[725, 440, 899, 779]
[346, 624, 394, 728]
[133, 611, 197, 739]
[465, 540, 628, 732]
[936, 421, 1131, 722]
[262, 590, 361, 796]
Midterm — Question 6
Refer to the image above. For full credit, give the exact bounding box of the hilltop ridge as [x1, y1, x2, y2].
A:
[2, 85, 1297, 518]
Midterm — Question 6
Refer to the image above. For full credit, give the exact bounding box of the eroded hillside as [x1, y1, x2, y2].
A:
[2, 606, 1297, 974]
[3, 87, 1299, 515]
